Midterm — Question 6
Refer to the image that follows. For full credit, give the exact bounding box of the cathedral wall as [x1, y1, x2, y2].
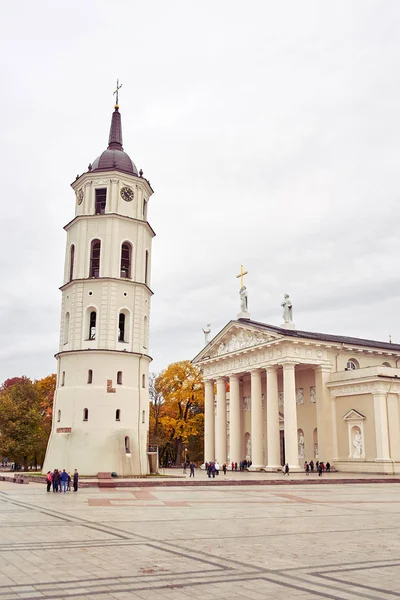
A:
[335, 394, 376, 461]
[333, 351, 395, 372]
[294, 368, 317, 462]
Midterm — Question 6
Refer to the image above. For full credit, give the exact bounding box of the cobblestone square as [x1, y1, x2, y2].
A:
[0, 480, 399, 599]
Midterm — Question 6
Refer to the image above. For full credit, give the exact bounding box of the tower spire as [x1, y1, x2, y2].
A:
[107, 106, 123, 151]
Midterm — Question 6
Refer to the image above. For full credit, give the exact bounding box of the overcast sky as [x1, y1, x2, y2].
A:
[1, 1, 400, 381]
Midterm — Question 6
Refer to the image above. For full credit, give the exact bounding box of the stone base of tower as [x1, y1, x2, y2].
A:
[43, 426, 149, 476]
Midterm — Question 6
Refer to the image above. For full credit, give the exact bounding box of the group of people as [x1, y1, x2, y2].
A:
[182, 461, 196, 477]
[304, 460, 330, 476]
[283, 460, 331, 476]
[46, 469, 79, 492]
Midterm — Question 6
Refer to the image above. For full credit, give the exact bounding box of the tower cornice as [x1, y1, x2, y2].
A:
[63, 212, 156, 238]
[55, 349, 153, 361]
[59, 277, 154, 295]
[71, 170, 154, 195]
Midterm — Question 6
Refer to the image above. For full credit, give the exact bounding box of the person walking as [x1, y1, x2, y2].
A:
[231, 461, 234, 471]
[223, 463, 227, 475]
[207, 463, 212, 478]
[318, 463, 323, 477]
[189, 462, 195, 477]
[284, 463, 289, 476]
[46, 471, 52, 492]
[215, 461, 220, 476]
[326, 461, 331, 473]
[67, 472, 71, 491]
[73, 469, 79, 492]
[310, 460, 314, 472]
[211, 463, 216, 478]
[304, 461, 310, 475]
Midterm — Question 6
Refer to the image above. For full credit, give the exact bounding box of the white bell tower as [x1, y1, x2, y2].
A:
[43, 95, 154, 476]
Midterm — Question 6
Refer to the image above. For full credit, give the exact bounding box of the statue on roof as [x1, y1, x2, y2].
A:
[240, 286, 248, 313]
[202, 323, 211, 345]
[281, 293, 293, 323]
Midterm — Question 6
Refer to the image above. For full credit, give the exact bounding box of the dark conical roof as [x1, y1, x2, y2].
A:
[91, 106, 138, 175]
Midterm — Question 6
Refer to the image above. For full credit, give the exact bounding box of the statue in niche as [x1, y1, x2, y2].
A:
[298, 431, 305, 458]
[281, 293, 293, 323]
[314, 442, 319, 458]
[352, 429, 363, 458]
[202, 323, 211, 345]
[310, 386, 316, 403]
[240, 286, 248, 313]
[246, 436, 251, 458]
[90, 326, 96, 340]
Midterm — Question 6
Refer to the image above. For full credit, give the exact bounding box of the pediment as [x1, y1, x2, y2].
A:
[193, 321, 283, 363]
[343, 409, 366, 421]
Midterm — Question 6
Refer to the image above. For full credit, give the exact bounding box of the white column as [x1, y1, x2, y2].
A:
[215, 377, 227, 464]
[229, 375, 241, 466]
[283, 362, 300, 470]
[204, 380, 215, 463]
[266, 366, 281, 470]
[373, 393, 391, 462]
[249, 369, 264, 469]
[315, 366, 332, 462]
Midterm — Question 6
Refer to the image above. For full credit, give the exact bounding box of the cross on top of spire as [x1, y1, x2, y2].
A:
[113, 79, 122, 109]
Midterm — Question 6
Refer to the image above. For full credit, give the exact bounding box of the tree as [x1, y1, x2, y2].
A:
[0, 374, 56, 470]
[151, 361, 204, 466]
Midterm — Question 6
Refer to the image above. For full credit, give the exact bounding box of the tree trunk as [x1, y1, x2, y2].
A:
[176, 438, 183, 466]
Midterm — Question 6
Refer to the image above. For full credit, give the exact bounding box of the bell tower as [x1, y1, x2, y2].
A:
[43, 93, 154, 476]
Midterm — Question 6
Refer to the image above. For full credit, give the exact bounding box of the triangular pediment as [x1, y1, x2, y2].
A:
[343, 409, 366, 421]
[193, 321, 284, 363]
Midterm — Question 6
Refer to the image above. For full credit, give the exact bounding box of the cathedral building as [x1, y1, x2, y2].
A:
[193, 290, 400, 474]
[43, 96, 154, 476]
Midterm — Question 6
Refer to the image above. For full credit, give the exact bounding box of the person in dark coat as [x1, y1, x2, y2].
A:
[52, 469, 60, 492]
[326, 461, 331, 472]
[189, 462, 195, 477]
[318, 464, 323, 477]
[73, 469, 79, 491]
[284, 463, 289, 476]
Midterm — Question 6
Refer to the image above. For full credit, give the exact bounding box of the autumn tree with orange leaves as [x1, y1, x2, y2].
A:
[0, 374, 56, 470]
[150, 361, 204, 466]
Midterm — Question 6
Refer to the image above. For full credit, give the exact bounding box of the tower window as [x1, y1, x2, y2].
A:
[125, 436, 130, 453]
[142, 374, 145, 388]
[83, 408, 88, 421]
[64, 312, 70, 345]
[120, 242, 132, 278]
[57, 410, 61, 423]
[142, 410, 145, 424]
[69, 245, 75, 281]
[145, 250, 149, 285]
[95, 188, 107, 214]
[116, 409, 121, 421]
[61, 371, 65, 386]
[87, 369, 93, 384]
[89, 311, 96, 340]
[90, 239, 101, 278]
[117, 371, 122, 385]
[118, 313, 125, 342]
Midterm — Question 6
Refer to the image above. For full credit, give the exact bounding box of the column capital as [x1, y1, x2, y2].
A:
[229, 374, 240, 381]
[216, 376, 226, 385]
[250, 368, 262, 377]
[281, 361, 297, 371]
[265, 365, 278, 374]
[204, 379, 214, 387]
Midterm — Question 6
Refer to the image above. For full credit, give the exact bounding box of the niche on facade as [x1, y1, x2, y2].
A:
[313, 427, 318, 459]
[244, 432, 251, 459]
[343, 409, 366, 459]
[298, 429, 305, 459]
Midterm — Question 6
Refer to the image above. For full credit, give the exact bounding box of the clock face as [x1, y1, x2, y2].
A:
[120, 186, 134, 202]
[76, 188, 84, 205]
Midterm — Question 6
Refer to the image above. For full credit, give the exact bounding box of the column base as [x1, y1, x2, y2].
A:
[265, 465, 283, 472]
[375, 458, 393, 463]
[287, 465, 303, 472]
[248, 465, 266, 472]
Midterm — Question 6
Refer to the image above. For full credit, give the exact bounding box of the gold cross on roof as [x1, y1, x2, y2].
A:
[236, 265, 248, 288]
